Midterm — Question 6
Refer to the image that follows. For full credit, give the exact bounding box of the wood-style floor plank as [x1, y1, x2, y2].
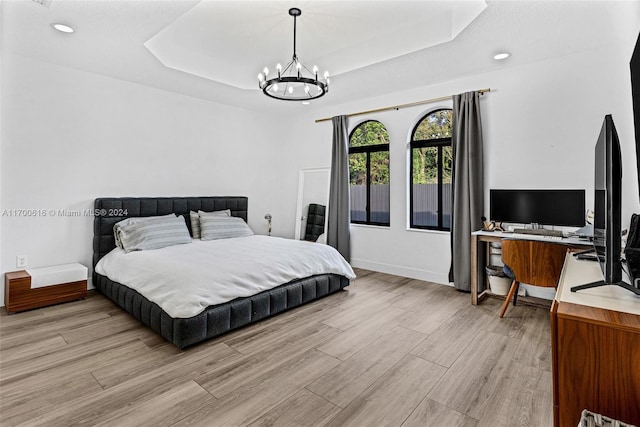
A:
[0, 310, 112, 350]
[1, 372, 103, 426]
[475, 361, 553, 427]
[90, 342, 183, 389]
[0, 270, 555, 427]
[320, 288, 402, 331]
[16, 342, 239, 426]
[92, 380, 216, 427]
[308, 325, 427, 408]
[196, 322, 341, 398]
[410, 301, 497, 368]
[0, 334, 68, 363]
[401, 398, 478, 427]
[323, 355, 447, 427]
[0, 333, 149, 385]
[399, 284, 470, 335]
[176, 349, 340, 426]
[247, 388, 341, 427]
[317, 305, 409, 361]
[510, 307, 552, 371]
[427, 331, 520, 420]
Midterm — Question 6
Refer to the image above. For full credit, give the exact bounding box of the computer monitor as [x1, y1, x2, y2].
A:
[630, 31, 640, 201]
[490, 189, 585, 227]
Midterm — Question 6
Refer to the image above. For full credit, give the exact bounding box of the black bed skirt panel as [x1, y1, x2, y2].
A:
[95, 273, 349, 348]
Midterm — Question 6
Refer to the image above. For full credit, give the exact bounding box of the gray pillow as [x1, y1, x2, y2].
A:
[114, 214, 176, 248]
[200, 215, 254, 241]
[118, 215, 192, 252]
[190, 209, 231, 239]
[189, 211, 200, 239]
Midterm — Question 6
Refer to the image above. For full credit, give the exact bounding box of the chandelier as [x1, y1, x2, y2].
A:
[258, 8, 329, 101]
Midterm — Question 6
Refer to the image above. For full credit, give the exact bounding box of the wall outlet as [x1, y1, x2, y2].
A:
[16, 255, 28, 269]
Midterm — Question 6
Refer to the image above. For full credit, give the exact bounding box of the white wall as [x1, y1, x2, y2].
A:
[2, 33, 639, 307]
[280, 41, 640, 285]
[0, 53, 286, 306]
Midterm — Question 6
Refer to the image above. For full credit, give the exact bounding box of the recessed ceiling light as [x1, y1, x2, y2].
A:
[493, 52, 510, 60]
[52, 23, 75, 33]
[301, 101, 311, 105]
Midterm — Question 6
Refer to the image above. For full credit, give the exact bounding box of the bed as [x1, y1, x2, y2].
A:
[92, 196, 353, 348]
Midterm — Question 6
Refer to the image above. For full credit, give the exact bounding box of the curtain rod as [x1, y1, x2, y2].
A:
[315, 88, 491, 123]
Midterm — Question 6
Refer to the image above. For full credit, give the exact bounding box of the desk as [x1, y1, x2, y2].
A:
[551, 253, 640, 426]
[470, 230, 592, 305]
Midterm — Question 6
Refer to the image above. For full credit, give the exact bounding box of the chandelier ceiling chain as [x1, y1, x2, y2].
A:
[258, 8, 329, 101]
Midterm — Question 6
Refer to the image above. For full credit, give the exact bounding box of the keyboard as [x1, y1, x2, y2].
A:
[511, 233, 564, 241]
[513, 228, 564, 237]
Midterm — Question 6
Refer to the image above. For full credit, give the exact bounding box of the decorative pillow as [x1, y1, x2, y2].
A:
[198, 209, 231, 218]
[200, 215, 254, 241]
[117, 215, 192, 252]
[190, 209, 231, 239]
[113, 214, 176, 248]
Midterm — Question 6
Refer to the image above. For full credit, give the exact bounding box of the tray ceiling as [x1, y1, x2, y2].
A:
[144, 1, 487, 90]
[2, 1, 639, 110]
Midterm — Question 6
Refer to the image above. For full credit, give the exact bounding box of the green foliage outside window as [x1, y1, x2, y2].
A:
[350, 121, 390, 147]
[349, 121, 390, 186]
[412, 110, 453, 185]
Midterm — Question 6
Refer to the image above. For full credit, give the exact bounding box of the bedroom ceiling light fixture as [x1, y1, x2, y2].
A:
[258, 8, 329, 101]
[493, 52, 510, 60]
[52, 23, 74, 33]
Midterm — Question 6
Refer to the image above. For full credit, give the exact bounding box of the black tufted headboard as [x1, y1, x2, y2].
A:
[92, 197, 248, 270]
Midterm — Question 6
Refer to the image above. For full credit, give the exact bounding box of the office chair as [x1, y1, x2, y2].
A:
[499, 239, 568, 318]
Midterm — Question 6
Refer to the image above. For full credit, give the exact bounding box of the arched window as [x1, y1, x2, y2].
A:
[409, 109, 453, 230]
[349, 120, 390, 225]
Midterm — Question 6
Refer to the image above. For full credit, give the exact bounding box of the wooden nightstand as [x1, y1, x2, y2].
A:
[5, 263, 87, 314]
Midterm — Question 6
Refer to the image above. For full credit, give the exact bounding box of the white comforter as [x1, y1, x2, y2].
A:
[95, 235, 355, 318]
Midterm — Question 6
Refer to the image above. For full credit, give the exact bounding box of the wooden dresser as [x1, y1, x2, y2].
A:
[551, 254, 640, 427]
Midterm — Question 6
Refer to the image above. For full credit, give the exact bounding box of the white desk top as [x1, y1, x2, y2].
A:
[472, 229, 592, 247]
[556, 253, 640, 315]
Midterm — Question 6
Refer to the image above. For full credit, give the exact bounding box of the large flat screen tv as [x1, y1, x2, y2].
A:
[571, 115, 639, 294]
[631, 31, 640, 201]
[490, 189, 585, 227]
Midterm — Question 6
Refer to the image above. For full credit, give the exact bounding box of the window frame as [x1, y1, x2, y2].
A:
[409, 109, 453, 231]
[348, 120, 390, 226]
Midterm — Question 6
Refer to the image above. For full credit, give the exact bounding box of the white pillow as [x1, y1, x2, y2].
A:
[190, 209, 231, 239]
[200, 215, 254, 241]
[118, 215, 192, 252]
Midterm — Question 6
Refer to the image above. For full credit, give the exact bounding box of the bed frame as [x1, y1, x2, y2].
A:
[92, 196, 349, 348]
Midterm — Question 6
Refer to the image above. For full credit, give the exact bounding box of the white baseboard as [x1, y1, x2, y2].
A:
[350, 258, 451, 286]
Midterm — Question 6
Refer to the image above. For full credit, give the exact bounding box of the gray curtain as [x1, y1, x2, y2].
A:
[327, 115, 351, 262]
[449, 91, 484, 291]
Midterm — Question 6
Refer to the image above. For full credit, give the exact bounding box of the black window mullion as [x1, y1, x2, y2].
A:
[437, 146, 443, 229]
[366, 152, 371, 223]
[410, 144, 415, 228]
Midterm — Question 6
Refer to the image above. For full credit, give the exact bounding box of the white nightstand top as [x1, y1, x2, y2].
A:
[26, 263, 87, 289]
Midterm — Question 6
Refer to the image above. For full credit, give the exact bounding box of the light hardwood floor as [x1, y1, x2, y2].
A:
[0, 269, 553, 426]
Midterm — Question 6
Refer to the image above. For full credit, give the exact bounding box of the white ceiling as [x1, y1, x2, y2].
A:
[144, 0, 486, 89]
[2, 0, 639, 112]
